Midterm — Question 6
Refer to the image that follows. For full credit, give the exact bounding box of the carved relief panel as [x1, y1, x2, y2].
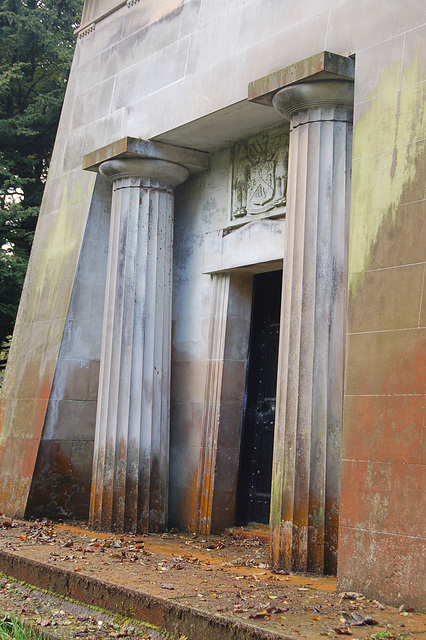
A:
[231, 126, 289, 225]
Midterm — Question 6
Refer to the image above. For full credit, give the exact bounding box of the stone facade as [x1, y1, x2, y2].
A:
[0, 0, 424, 609]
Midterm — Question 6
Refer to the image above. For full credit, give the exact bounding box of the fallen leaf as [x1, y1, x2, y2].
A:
[339, 591, 363, 600]
[333, 626, 352, 635]
[363, 617, 377, 625]
[350, 612, 364, 625]
[249, 609, 270, 619]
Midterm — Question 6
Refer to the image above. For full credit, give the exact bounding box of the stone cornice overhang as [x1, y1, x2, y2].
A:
[248, 51, 355, 107]
[83, 137, 209, 175]
[74, 1, 127, 37]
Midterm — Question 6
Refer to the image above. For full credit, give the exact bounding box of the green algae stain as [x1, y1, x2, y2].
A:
[312, 504, 324, 527]
[348, 53, 424, 299]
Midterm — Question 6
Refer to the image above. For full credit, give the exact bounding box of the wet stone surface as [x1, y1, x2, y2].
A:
[0, 517, 424, 639]
[0, 578, 167, 639]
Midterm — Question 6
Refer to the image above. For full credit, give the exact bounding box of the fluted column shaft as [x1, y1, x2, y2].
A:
[89, 158, 188, 533]
[270, 80, 353, 573]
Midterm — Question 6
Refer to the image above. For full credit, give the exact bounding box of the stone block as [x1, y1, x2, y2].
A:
[168, 486, 197, 530]
[339, 459, 424, 536]
[169, 444, 200, 490]
[14, 359, 56, 401]
[398, 139, 426, 206]
[0, 470, 30, 518]
[71, 77, 117, 130]
[171, 360, 208, 403]
[121, 0, 184, 39]
[221, 360, 246, 403]
[327, 0, 423, 56]
[185, 21, 216, 76]
[350, 151, 394, 216]
[344, 327, 426, 396]
[347, 263, 424, 333]
[79, 0, 125, 28]
[63, 114, 125, 173]
[172, 317, 210, 362]
[223, 316, 251, 361]
[227, 273, 253, 318]
[216, 402, 244, 451]
[203, 220, 285, 274]
[170, 402, 204, 448]
[55, 360, 90, 401]
[211, 487, 238, 532]
[68, 278, 100, 324]
[352, 92, 399, 159]
[420, 271, 426, 328]
[111, 39, 189, 112]
[3, 398, 49, 440]
[352, 35, 404, 105]
[368, 200, 426, 270]
[337, 526, 425, 609]
[343, 394, 424, 465]
[26, 439, 93, 519]
[396, 82, 426, 147]
[26, 320, 66, 363]
[53, 399, 97, 441]
[88, 359, 100, 402]
[77, 9, 126, 65]
[402, 23, 426, 87]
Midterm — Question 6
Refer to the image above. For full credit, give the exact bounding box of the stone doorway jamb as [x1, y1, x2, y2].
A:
[83, 139, 208, 533]
[249, 52, 354, 573]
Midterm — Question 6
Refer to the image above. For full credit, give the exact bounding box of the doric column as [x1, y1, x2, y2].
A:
[85, 143, 207, 534]
[269, 78, 354, 573]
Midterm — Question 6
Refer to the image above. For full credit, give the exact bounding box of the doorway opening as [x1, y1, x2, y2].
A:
[235, 269, 282, 525]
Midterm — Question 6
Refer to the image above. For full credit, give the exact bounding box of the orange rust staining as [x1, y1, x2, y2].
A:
[26, 441, 92, 520]
[21, 439, 38, 479]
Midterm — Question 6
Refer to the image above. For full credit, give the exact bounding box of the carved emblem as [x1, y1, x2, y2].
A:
[231, 126, 288, 223]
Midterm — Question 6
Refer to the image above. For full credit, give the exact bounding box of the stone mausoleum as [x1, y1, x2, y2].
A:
[0, 0, 424, 609]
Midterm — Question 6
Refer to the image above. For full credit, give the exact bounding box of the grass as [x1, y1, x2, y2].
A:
[0, 616, 44, 640]
[368, 632, 407, 640]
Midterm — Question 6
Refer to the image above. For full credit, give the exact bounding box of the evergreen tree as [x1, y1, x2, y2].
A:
[0, 0, 83, 364]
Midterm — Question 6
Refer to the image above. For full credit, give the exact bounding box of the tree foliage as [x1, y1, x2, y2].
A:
[0, 0, 83, 358]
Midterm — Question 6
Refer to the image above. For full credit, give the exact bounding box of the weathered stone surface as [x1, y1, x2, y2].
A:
[337, 23, 426, 607]
[269, 76, 354, 575]
[89, 153, 192, 533]
[0, 0, 424, 611]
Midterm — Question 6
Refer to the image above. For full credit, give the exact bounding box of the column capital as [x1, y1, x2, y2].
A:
[83, 137, 209, 175]
[248, 51, 354, 107]
[99, 157, 189, 188]
[272, 79, 354, 122]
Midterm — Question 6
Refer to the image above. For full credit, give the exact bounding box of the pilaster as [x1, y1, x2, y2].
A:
[196, 273, 230, 534]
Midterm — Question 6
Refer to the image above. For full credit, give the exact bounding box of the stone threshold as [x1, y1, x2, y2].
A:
[226, 524, 270, 544]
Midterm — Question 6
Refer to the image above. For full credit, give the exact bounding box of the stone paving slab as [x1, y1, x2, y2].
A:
[0, 518, 424, 640]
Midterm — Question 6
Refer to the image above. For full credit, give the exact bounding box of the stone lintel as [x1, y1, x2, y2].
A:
[248, 51, 355, 107]
[83, 137, 209, 175]
[203, 220, 285, 275]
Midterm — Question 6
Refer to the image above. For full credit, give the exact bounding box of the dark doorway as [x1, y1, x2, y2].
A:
[236, 270, 282, 525]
